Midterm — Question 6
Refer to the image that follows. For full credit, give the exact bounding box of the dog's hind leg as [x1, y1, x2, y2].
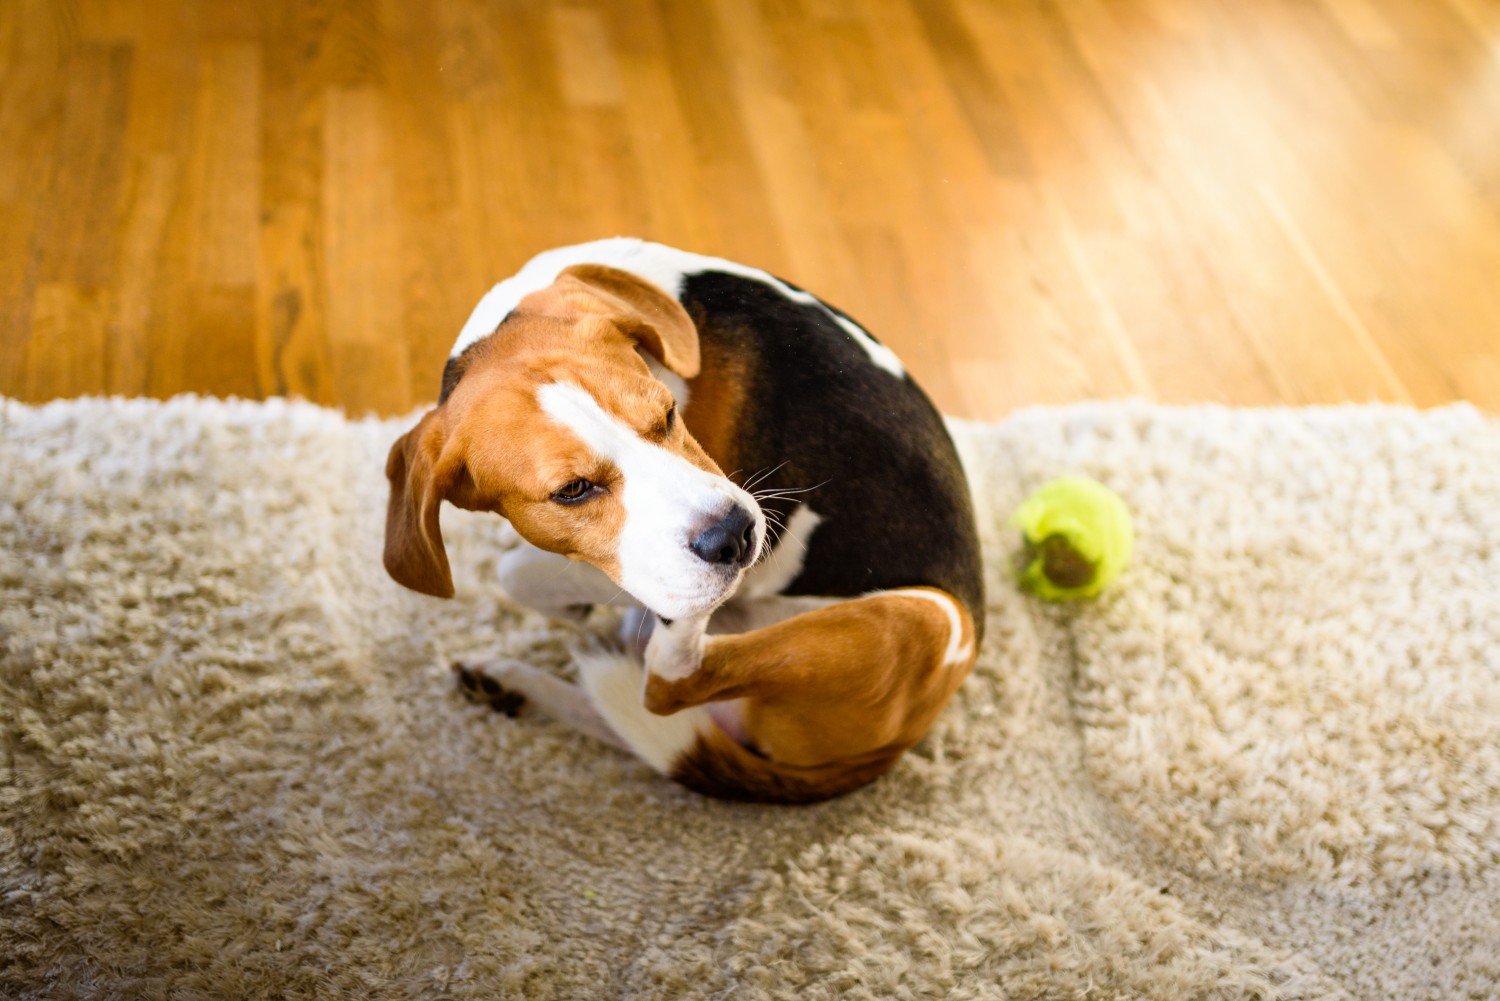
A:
[453, 658, 629, 752]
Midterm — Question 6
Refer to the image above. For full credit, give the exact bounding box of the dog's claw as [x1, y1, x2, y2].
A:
[452, 661, 528, 717]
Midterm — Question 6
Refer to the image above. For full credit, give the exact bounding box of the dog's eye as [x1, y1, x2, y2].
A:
[551, 479, 595, 504]
[653, 404, 676, 439]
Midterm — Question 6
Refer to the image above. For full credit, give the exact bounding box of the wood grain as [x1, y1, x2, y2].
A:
[3, 0, 1498, 420]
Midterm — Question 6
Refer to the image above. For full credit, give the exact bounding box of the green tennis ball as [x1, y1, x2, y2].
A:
[1011, 475, 1134, 601]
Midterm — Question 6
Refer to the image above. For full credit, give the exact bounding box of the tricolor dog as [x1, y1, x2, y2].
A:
[384, 239, 983, 803]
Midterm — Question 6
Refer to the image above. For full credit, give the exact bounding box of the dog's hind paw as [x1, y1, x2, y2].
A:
[452, 661, 529, 717]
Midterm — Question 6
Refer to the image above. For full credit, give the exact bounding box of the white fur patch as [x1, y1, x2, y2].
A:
[536, 381, 763, 619]
[884, 588, 972, 666]
[452, 238, 906, 378]
[643, 614, 710, 683]
[574, 647, 711, 774]
[639, 349, 690, 410]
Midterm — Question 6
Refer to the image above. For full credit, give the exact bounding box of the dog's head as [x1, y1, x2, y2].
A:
[383, 264, 765, 620]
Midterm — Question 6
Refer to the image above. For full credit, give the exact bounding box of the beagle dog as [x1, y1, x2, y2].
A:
[384, 239, 983, 803]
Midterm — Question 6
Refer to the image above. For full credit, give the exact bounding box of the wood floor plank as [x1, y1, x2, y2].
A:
[108, 152, 176, 395]
[180, 42, 259, 287]
[909, 0, 1033, 180]
[322, 87, 408, 415]
[0, 1, 75, 394]
[12, 39, 131, 403]
[550, 5, 623, 110]
[601, 0, 720, 253]
[382, 0, 477, 405]
[712, 0, 867, 309]
[34, 41, 131, 289]
[25, 283, 107, 401]
[147, 39, 260, 401]
[255, 2, 333, 407]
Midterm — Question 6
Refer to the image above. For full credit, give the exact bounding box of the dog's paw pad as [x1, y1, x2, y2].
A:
[452, 662, 528, 718]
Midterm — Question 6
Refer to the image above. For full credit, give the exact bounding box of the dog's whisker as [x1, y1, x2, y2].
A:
[740, 465, 770, 490]
[762, 513, 798, 552]
[743, 464, 779, 490]
[752, 479, 829, 501]
[743, 461, 789, 492]
[761, 520, 788, 554]
[756, 516, 785, 549]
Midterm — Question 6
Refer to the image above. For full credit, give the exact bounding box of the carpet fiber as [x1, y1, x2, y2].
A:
[3, 395, 1498, 999]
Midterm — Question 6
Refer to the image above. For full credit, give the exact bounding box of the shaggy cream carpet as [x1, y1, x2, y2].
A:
[3, 395, 1498, 1000]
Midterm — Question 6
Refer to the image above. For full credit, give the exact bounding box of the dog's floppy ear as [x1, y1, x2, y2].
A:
[557, 263, 701, 379]
[384, 409, 467, 598]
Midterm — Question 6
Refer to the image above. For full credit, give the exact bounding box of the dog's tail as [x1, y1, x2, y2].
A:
[574, 647, 899, 805]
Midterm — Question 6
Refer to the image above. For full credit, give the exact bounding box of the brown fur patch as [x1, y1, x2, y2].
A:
[683, 332, 754, 476]
[383, 409, 464, 597]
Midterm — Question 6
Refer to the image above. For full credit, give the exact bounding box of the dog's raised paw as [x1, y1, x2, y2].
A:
[452, 662, 528, 717]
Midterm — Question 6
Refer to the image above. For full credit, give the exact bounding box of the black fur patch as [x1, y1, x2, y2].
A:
[680, 272, 986, 638]
[439, 355, 466, 404]
[453, 662, 527, 717]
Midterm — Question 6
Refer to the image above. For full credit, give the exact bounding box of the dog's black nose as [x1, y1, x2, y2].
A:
[690, 505, 757, 567]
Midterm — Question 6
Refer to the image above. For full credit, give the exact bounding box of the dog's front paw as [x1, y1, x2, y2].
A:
[452, 661, 528, 717]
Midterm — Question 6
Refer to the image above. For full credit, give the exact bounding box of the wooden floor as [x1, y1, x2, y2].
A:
[3, 0, 1498, 421]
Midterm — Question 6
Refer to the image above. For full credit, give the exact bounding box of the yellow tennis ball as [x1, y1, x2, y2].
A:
[1011, 475, 1134, 601]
